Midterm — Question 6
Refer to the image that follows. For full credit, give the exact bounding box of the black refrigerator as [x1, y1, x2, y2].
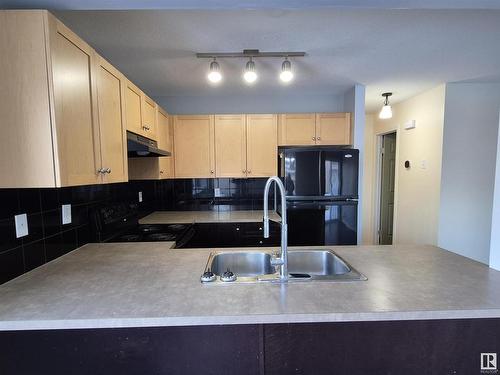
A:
[279, 147, 359, 246]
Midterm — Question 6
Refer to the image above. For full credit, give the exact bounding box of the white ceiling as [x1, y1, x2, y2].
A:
[51, 9, 500, 112]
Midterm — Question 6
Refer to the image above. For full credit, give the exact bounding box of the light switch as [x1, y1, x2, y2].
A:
[14, 214, 28, 238]
[138, 191, 143, 202]
[420, 160, 428, 169]
[62, 204, 72, 225]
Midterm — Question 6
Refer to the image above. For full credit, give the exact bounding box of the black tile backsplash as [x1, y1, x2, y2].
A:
[0, 177, 271, 284]
[0, 181, 159, 284]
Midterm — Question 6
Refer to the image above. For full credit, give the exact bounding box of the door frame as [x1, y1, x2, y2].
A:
[374, 130, 399, 244]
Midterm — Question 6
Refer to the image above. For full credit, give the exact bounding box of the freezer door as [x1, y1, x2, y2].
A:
[280, 149, 321, 197]
[286, 200, 358, 246]
[321, 149, 359, 198]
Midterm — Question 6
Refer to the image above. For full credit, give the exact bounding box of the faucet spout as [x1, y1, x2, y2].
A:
[263, 176, 288, 282]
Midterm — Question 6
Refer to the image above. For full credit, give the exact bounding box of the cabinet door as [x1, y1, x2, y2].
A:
[142, 95, 157, 140]
[214, 115, 247, 178]
[315, 113, 352, 145]
[158, 109, 174, 179]
[125, 80, 144, 136]
[95, 56, 127, 183]
[246, 114, 278, 177]
[50, 18, 101, 186]
[278, 114, 316, 146]
[174, 115, 215, 178]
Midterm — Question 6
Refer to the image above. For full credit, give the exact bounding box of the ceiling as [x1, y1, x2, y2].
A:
[4, 0, 500, 112]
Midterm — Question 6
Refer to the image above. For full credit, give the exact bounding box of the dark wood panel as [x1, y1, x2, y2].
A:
[264, 319, 500, 375]
[0, 324, 262, 375]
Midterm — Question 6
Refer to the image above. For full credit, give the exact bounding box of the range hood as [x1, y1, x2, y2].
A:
[127, 132, 171, 158]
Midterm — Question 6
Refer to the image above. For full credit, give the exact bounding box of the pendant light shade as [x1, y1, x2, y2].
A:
[280, 58, 293, 83]
[379, 92, 393, 119]
[243, 59, 258, 84]
[207, 59, 222, 83]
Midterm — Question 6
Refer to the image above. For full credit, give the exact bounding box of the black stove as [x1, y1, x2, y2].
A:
[92, 203, 193, 244]
[111, 224, 191, 243]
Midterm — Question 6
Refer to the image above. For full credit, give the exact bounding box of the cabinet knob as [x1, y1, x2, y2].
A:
[247, 170, 251, 174]
[243, 170, 246, 174]
[97, 168, 105, 174]
[210, 170, 214, 174]
[317, 137, 321, 141]
[105, 168, 111, 174]
[312, 137, 316, 140]
[160, 170, 164, 174]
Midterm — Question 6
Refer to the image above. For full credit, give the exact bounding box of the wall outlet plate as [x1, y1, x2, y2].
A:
[62, 204, 72, 225]
[138, 191, 143, 202]
[214, 188, 221, 197]
[14, 213, 28, 238]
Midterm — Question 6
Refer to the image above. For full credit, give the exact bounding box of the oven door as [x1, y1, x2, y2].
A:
[286, 200, 358, 246]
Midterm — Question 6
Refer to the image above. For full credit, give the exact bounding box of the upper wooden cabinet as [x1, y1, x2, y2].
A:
[278, 114, 316, 146]
[214, 115, 247, 178]
[142, 95, 158, 139]
[315, 113, 351, 146]
[0, 10, 129, 188]
[278, 112, 352, 146]
[129, 108, 174, 180]
[246, 114, 278, 177]
[95, 56, 128, 183]
[125, 80, 143, 136]
[173, 115, 215, 178]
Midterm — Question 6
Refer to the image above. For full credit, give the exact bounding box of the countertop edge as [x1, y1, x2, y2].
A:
[3, 309, 500, 331]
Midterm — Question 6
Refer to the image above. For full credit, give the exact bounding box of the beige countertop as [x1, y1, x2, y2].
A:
[1, 243, 500, 331]
[139, 210, 281, 224]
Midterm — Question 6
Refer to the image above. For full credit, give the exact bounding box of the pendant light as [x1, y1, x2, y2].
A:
[379, 92, 393, 119]
[280, 57, 293, 83]
[207, 58, 222, 83]
[243, 58, 258, 84]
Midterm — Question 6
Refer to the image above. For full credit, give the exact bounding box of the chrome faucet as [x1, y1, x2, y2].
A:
[263, 176, 288, 282]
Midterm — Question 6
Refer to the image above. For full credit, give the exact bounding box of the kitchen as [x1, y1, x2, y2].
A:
[1, 3, 500, 374]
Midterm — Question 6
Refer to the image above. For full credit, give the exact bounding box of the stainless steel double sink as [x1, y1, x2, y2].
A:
[202, 249, 367, 283]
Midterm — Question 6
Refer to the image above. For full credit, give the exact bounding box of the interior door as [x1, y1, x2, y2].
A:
[51, 20, 101, 186]
[246, 114, 278, 177]
[214, 115, 247, 178]
[379, 132, 397, 245]
[95, 56, 127, 183]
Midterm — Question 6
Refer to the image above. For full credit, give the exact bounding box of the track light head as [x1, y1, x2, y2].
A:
[280, 58, 293, 83]
[243, 59, 258, 84]
[207, 59, 222, 83]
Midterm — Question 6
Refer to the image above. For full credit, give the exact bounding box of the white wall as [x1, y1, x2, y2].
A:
[155, 93, 346, 114]
[490, 112, 500, 270]
[439, 83, 500, 265]
[363, 85, 446, 246]
[343, 85, 366, 244]
[362, 113, 375, 244]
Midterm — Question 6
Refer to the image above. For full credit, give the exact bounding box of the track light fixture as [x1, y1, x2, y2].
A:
[379, 92, 393, 119]
[243, 58, 258, 84]
[197, 49, 305, 85]
[207, 58, 222, 83]
[280, 57, 293, 83]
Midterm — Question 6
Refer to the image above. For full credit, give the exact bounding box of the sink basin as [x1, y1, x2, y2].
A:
[202, 249, 366, 283]
[210, 252, 275, 277]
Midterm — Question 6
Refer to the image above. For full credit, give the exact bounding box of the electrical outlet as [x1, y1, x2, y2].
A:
[62, 204, 72, 225]
[214, 188, 221, 197]
[138, 191, 143, 202]
[14, 213, 28, 238]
